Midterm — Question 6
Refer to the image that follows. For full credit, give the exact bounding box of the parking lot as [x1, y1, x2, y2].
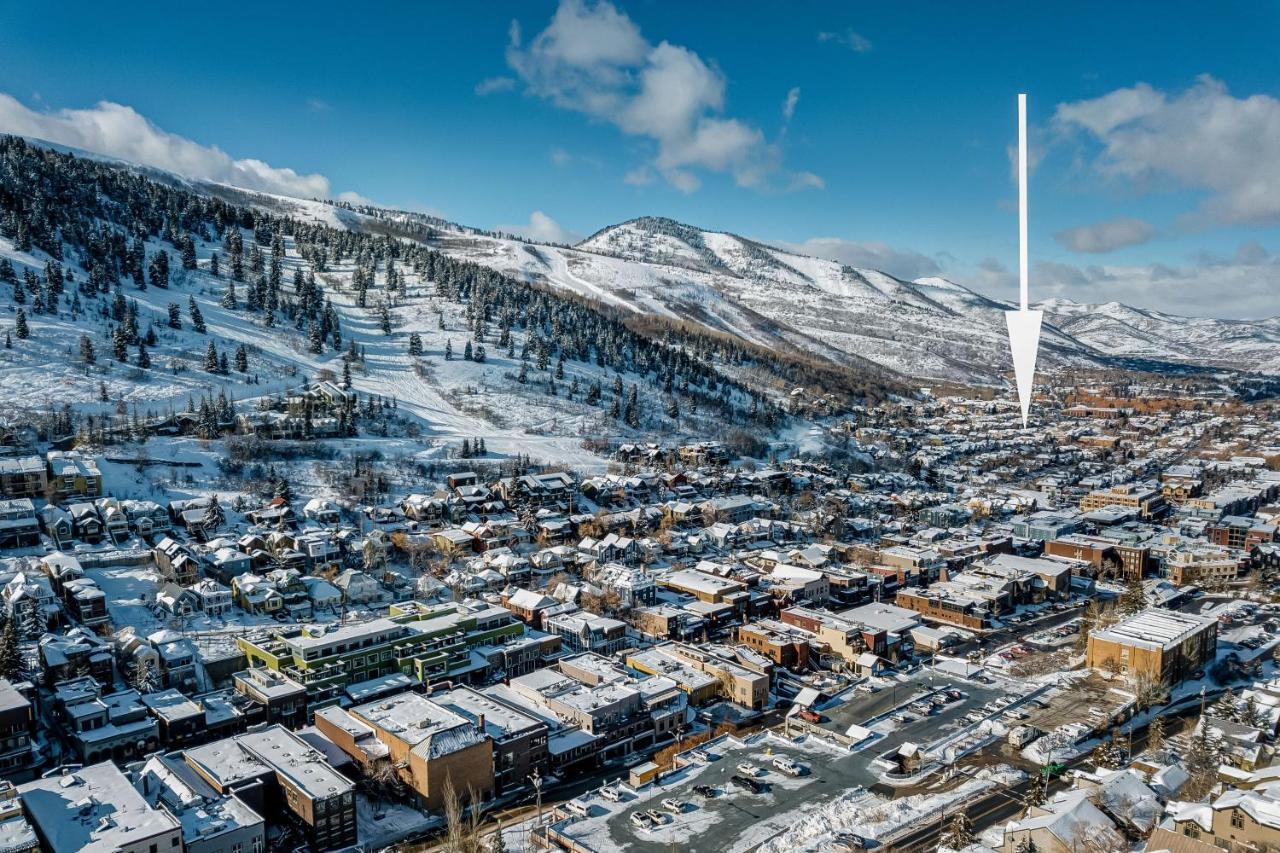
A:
[818, 669, 1010, 750]
[551, 732, 872, 852]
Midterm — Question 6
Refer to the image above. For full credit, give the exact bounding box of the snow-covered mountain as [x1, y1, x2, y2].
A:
[6, 133, 1274, 412]
[367, 213, 1278, 384]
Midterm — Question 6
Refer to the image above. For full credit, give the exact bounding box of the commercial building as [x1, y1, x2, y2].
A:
[184, 724, 357, 851]
[19, 762, 183, 853]
[314, 690, 493, 812]
[1086, 608, 1217, 686]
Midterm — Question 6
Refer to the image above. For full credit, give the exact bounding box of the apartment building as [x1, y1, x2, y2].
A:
[45, 451, 103, 500]
[0, 681, 33, 780]
[1086, 608, 1217, 686]
[0, 499, 39, 550]
[237, 600, 524, 710]
[0, 456, 46, 499]
[1208, 516, 1277, 550]
[1079, 483, 1167, 519]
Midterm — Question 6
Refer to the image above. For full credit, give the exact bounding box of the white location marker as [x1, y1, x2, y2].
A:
[1005, 92, 1043, 429]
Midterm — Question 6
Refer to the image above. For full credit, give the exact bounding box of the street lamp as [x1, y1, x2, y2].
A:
[530, 768, 544, 836]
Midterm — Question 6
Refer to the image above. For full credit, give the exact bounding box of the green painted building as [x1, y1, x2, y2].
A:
[236, 600, 525, 712]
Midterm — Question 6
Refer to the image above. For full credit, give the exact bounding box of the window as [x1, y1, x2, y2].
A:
[1232, 811, 1245, 829]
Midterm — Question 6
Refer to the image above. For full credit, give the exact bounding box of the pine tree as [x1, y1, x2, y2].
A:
[137, 343, 150, 369]
[167, 302, 182, 330]
[188, 297, 206, 333]
[153, 250, 173, 288]
[517, 361, 528, 384]
[234, 343, 248, 373]
[473, 344, 486, 363]
[942, 812, 973, 850]
[308, 323, 323, 354]
[218, 352, 229, 375]
[1183, 718, 1222, 800]
[14, 309, 28, 340]
[204, 341, 219, 372]
[180, 235, 197, 271]
[209, 252, 220, 278]
[0, 620, 19, 680]
[445, 339, 453, 361]
[1025, 771, 1047, 809]
[342, 360, 352, 390]
[79, 335, 96, 365]
[274, 476, 294, 504]
[379, 300, 392, 335]
[221, 279, 237, 309]
[1118, 571, 1146, 616]
[408, 332, 423, 356]
[464, 340, 473, 361]
[1147, 714, 1166, 752]
[624, 385, 640, 427]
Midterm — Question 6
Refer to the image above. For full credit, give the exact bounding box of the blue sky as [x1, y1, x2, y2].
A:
[2, 0, 1278, 317]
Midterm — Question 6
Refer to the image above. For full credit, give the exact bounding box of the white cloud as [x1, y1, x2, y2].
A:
[953, 245, 1280, 319]
[475, 76, 517, 96]
[336, 190, 375, 206]
[817, 29, 873, 53]
[0, 92, 340, 199]
[507, 0, 817, 193]
[1054, 217, 1156, 253]
[773, 236, 943, 281]
[550, 147, 572, 167]
[495, 210, 582, 245]
[1028, 247, 1280, 318]
[623, 166, 655, 186]
[786, 171, 825, 191]
[305, 97, 332, 113]
[782, 87, 800, 122]
[1054, 75, 1280, 226]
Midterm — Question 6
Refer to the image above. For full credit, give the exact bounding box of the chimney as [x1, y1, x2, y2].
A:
[477, 713, 485, 733]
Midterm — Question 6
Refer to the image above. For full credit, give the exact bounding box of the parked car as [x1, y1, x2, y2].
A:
[693, 785, 718, 799]
[773, 756, 805, 776]
[661, 798, 688, 814]
[600, 786, 624, 802]
[730, 774, 766, 793]
[630, 811, 656, 830]
[736, 762, 762, 777]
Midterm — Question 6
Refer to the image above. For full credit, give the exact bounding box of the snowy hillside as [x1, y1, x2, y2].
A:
[0, 137, 842, 470]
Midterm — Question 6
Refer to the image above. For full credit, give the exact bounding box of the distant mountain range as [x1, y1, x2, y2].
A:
[359, 212, 1278, 384]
